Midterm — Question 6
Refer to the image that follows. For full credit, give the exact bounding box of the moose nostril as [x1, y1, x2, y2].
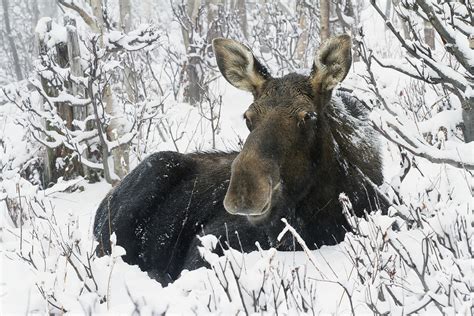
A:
[224, 157, 279, 216]
[223, 181, 273, 216]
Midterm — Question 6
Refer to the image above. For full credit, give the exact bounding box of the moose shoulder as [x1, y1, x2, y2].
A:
[93, 35, 386, 284]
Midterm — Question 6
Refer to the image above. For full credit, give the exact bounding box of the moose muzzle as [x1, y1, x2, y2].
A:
[223, 154, 279, 217]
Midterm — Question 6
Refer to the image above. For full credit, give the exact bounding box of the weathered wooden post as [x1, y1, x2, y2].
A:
[35, 17, 86, 186]
[35, 18, 55, 187]
[65, 15, 97, 181]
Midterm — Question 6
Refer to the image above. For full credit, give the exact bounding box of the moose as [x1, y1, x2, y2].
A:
[93, 35, 386, 284]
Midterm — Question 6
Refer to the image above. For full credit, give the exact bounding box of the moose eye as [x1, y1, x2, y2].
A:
[304, 112, 317, 121]
[298, 111, 317, 128]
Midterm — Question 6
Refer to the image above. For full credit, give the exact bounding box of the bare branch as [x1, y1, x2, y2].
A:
[57, 0, 99, 32]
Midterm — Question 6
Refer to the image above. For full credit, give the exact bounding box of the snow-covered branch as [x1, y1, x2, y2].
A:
[104, 24, 159, 52]
[370, 108, 474, 170]
[414, 0, 474, 75]
[355, 17, 473, 171]
[370, 0, 472, 96]
[57, 0, 99, 32]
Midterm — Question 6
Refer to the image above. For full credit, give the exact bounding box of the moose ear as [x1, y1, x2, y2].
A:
[310, 35, 352, 93]
[213, 38, 271, 96]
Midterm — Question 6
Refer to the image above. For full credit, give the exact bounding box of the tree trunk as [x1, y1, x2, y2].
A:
[460, 26, 473, 143]
[334, 0, 358, 61]
[92, 0, 130, 183]
[32, 0, 40, 32]
[235, 0, 248, 39]
[296, 0, 308, 67]
[65, 17, 86, 122]
[320, 0, 330, 42]
[185, 54, 205, 105]
[42, 0, 57, 19]
[120, 0, 137, 104]
[462, 101, 474, 143]
[181, 0, 205, 106]
[36, 18, 85, 186]
[105, 0, 133, 181]
[384, 0, 391, 22]
[143, 0, 153, 20]
[257, 0, 270, 53]
[207, 0, 222, 41]
[424, 20, 435, 49]
[119, 0, 132, 31]
[104, 88, 129, 182]
[36, 19, 54, 187]
[55, 20, 84, 181]
[345, 0, 359, 61]
[90, 0, 104, 34]
[55, 41, 74, 130]
[2, 0, 23, 81]
[65, 16, 95, 181]
[181, 0, 200, 52]
[392, 0, 410, 40]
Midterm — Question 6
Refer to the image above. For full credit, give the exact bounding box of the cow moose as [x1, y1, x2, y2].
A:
[93, 35, 386, 285]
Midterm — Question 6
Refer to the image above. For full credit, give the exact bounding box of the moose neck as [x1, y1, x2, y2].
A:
[309, 92, 343, 209]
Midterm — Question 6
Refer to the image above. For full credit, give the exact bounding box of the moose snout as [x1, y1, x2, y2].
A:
[223, 176, 272, 216]
[223, 156, 279, 217]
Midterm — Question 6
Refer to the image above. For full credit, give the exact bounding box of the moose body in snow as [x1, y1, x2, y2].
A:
[93, 35, 386, 284]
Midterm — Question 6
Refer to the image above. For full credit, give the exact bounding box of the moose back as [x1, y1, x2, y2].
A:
[93, 35, 386, 284]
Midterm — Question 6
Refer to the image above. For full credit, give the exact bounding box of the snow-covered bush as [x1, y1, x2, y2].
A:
[3, 17, 160, 187]
[340, 193, 472, 314]
[366, 0, 474, 145]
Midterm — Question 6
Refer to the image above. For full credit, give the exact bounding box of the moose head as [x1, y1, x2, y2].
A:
[213, 35, 352, 220]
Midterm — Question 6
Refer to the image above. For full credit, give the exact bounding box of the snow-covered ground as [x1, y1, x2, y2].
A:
[1, 63, 472, 314]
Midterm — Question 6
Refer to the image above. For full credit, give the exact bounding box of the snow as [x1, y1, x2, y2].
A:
[43, 177, 85, 196]
[465, 85, 474, 99]
[3, 141, 470, 314]
[35, 17, 68, 48]
[1, 0, 473, 314]
[0, 178, 357, 314]
[104, 24, 160, 52]
[418, 109, 462, 136]
[48, 91, 91, 106]
[370, 108, 474, 168]
[35, 17, 52, 39]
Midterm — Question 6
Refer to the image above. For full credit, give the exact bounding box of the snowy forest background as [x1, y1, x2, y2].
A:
[0, 0, 472, 314]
